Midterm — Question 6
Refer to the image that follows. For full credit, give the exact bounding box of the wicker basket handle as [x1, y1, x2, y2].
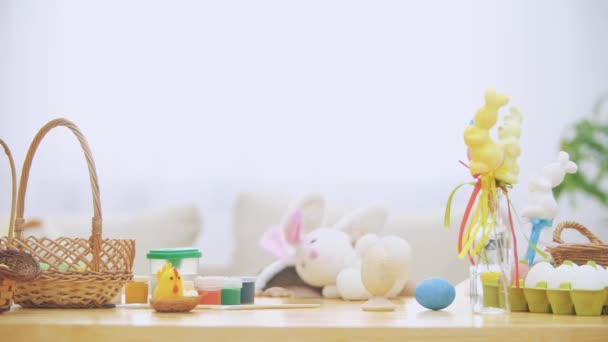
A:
[13, 118, 103, 271]
[552, 221, 603, 245]
[0, 139, 17, 245]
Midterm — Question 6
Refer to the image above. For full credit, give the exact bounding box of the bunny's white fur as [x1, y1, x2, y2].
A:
[522, 151, 578, 220]
[281, 193, 410, 300]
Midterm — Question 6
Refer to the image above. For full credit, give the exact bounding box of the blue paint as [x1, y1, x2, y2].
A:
[415, 277, 456, 311]
[525, 218, 552, 265]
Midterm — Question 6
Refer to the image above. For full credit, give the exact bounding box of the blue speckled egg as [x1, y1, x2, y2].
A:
[414, 277, 456, 311]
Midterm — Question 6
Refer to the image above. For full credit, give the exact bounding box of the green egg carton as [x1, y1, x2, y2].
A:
[523, 283, 552, 314]
[480, 273, 608, 316]
[604, 288, 608, 315]
[571, 289, 607, 316]
[509, 285, 529, 312]
[496, 280, 528, 312]
[547, 289, 575, 315]
[480, 272, 499, 308]
[481, 272, 507, 309]
[482, 284, 500, 308]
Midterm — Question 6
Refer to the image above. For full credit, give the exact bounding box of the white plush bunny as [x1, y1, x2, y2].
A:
[258, 193, 410, 300]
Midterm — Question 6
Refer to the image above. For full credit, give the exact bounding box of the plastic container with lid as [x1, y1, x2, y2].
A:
[240, 277, 256, 304]
[195, 276, 224, 305]
[221, 277, 243, 305]
[146, 248, 202, 296]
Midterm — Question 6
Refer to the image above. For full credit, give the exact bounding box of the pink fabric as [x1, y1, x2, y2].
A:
[259, 225, 291, 260]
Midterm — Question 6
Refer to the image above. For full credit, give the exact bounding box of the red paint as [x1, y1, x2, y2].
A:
[308, 250, 319, 260]
[198, 289, 222, 305]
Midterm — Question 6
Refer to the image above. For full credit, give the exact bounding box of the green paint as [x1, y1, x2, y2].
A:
[221, 288, 241, 305]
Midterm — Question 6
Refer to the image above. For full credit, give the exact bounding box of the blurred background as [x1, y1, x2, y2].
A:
[1, 1, 607, 277]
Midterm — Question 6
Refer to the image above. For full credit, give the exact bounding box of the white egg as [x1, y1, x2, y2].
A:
[525, 262, 554, 288]
[586, 261, 608, 288]
[547, 261, 576, 289]
[571, 262, 605, 290]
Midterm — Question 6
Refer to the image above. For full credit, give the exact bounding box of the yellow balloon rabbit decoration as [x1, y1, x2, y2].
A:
[464, 89, 508, 176]
[495, 107, 523, 185]
[445, 88, 523, 286]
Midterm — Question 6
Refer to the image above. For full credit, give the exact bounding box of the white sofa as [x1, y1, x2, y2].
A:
[1, 193, 470, 286]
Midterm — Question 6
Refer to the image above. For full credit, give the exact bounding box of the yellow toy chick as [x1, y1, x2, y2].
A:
[464, 89, 509, 176]
[153, 263, 184, 300]
[495, 107, 523, 184]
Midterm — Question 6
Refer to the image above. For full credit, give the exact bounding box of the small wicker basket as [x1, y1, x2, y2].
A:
[0, 118, 135, 308]
[0, 250, 41, 312]
[546, 221, 608, 268]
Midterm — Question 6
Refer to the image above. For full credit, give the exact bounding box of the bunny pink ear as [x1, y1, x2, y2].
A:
[284, 209, 302, 246]
[260, 225, 293, 260]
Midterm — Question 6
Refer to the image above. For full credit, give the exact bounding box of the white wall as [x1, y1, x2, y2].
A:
[1, 1, 607, 264]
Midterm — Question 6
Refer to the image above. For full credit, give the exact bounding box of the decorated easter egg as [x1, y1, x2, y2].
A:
[571, 262, 604, 290]
[547, 260, 576, 289]
[524, 262, 554, 288]
[414, 277, 456, 311]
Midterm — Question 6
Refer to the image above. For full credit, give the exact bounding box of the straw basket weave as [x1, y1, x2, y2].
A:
[0, 118, 135, 308]
[0, 250, 41, 312]
[546, 221, 608, 268]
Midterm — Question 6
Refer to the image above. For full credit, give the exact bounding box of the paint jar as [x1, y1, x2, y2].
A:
[221, 277, 242, 305]
[240, 277, 256, 304]
[125, 276, 149, 304]
[195, 276, 224, 305]
[147, 248, 202, 297]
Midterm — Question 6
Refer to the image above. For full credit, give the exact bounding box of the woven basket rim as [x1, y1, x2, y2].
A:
[547, 242, 608, 249]
[0, 250, 41, 281]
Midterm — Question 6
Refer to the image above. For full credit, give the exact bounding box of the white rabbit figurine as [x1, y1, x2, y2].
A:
[258, 193, 411, 300]
[522, 151, 578, 220]
[522, 151, 578, 265]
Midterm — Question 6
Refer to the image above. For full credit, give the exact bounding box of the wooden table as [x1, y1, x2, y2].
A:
[1, 283, 607, 341]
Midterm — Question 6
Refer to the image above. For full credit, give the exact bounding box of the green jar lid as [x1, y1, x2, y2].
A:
[146, 248, 202, 259]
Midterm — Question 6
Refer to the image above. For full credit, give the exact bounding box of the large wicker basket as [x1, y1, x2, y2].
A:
[0, 118, 135, 308]
[546, 221, 608, 268]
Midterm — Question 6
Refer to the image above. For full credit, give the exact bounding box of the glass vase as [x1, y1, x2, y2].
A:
[468, 196, 512, 314]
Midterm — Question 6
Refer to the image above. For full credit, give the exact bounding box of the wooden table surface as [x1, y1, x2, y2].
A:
[1, 282, 607, 341]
